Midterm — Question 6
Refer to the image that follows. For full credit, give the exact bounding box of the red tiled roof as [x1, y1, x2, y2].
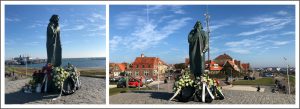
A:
[208, 61, 223, 71]
[225, 60, 240, 71]
[214, 53, 233, 60]
[132, 56, 167, 69]
[117, 63, 126, 71]
[133, 57, 158, 65]
[241, 63, 250, 70]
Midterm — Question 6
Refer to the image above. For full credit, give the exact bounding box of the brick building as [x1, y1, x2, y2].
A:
[109, 63, 126, 78]
[127, 54, 168, 81]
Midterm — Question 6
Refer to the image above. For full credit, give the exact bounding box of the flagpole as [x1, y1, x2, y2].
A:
[283, 57, 291, 94]
[204, 6, 211, 70]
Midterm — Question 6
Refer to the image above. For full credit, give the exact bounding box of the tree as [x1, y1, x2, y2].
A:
[174, 63, 186, 69]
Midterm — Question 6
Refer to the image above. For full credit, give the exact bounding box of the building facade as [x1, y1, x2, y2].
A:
[109, 63, 126, 78]
[128, 54, 168, 81]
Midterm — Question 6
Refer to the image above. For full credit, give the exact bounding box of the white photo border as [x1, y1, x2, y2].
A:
[1, 1, 299, 108]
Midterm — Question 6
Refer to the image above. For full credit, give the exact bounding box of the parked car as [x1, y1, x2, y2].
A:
[244, 76, 256, 80]
[145, 78, 153, 83]
[263, 72, 273, 77]
[117, 77, 126, 88]
[128, 78, 143, 88]
[110, 76, 121, 82]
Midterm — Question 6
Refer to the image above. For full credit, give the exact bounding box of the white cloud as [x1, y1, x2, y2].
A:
[225, 39, 265, 48]
[25, 41, 40, 46]
[86, 32, 105, 37]
[224, 36, 269, 54]
[157, 15, 173, 23]
[64, 25, 85, 31]
[228, 48, 250, 54]
[237, 28, 267, 36]
[241, 17, 279, 25]
[271, 40, 290, 46]
[210, 23, 228, 32]
[88, 25, 106, 32]
[6, 18, 20, 22]
[281, 31, 295, 36]
[110, 36, 123, 51]
[88, 13, 105, 23]
[238, 15, 292, 36]
[225, 37, 292, 54]
[114, 14, 140, 29]
[277, 10, 288, 16]
[115, 6, 185, 30]
[110, 17, 191, 50]
[92, 13, 105, 20]
[28, 23, 45, 28]
[171, 6, 185, 14]
[209, 19, 233, 32]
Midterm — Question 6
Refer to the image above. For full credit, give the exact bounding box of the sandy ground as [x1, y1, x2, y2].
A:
[5, 76, 106, 104]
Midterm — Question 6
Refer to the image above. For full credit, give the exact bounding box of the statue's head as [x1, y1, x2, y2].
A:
[49, 14, 59, 23]
[194, 21, 203, 29]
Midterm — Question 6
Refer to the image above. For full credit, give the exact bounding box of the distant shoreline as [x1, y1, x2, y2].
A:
[5, 57, 106, 69]
[5, 57, 106, 61]
[5, 66, 106, 78]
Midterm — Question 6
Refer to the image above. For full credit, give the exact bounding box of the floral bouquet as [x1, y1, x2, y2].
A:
[52, 67, 69, 89]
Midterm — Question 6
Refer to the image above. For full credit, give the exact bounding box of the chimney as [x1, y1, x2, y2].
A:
[141, 53, 144, 58]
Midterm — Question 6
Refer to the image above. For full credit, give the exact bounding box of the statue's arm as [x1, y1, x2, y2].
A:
[202, 31, 209, 53]
[47, 26, 53, 38]
[188, 29, 195, 43]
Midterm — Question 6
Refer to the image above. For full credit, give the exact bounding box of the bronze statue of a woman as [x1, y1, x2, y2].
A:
[188, 21, 208, 78]
[47, 14, 62, 67]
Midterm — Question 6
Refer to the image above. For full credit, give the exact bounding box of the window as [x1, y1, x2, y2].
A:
[128, 71, 132, 75]
[142, 65, 145, 68]
[153, 71, 157, 76]
[214, 64, 219, 68]
[144, 71, 149, 76]
[114, 72, 120, 76]
[153, 70, 157, 76]
[148, 65, 151, 68]
[136, 65, 139, 68]
[135, 71, 139, 76]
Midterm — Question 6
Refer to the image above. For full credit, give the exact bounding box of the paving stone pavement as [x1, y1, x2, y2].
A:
[110, 82, 295, 104]
[5, 76, 106, 104]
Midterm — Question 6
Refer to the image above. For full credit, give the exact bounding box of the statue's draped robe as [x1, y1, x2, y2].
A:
[47, 22, 62, 67]
[188, 21, 208, 77]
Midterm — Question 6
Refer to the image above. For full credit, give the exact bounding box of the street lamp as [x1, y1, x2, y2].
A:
[25, 57, 27, 77]
[283, 57, 290, 94]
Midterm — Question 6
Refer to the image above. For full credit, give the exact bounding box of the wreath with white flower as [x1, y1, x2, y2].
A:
[52, 67, 69, 89]
[173, 71, 194, 92]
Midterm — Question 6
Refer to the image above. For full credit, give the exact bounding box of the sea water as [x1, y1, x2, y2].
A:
[8, 57, 106, 69]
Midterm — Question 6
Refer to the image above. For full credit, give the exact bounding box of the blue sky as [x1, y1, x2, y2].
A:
[5, 5, 106, 60]
[110, 5, 295, 68]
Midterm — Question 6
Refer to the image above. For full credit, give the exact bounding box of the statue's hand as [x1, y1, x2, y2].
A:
[203, 46, 208, 53]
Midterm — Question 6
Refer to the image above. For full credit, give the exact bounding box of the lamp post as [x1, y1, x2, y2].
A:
[158, 70, 160, 91]
[25, 57, 27, 77]
[283, 57, 290, 94]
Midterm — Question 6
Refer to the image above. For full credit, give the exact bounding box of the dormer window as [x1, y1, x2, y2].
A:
[214, 64, 218, 68]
